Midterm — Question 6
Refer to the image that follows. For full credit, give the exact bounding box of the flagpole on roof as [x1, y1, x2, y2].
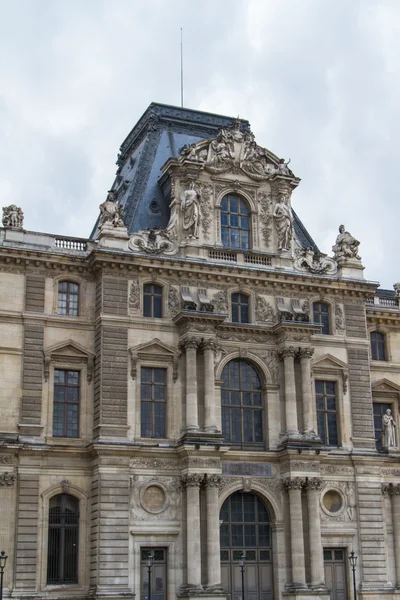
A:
[180, 27, 184, 108]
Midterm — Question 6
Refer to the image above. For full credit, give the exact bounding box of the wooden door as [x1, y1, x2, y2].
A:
[324, 548, 348, 600]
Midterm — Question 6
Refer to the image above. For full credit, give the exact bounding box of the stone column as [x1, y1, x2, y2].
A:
[180, 338, 199, 430]
[202, 339, 217, 432]
[298, 347, 315, 435]
[284, 477, 307, 589]
[390, 484, 400, 587]
[205, 474, 222, 589]
[278, 347, 299, 436]
[182, 474, 203, 590]
[305, 478, 325, 589]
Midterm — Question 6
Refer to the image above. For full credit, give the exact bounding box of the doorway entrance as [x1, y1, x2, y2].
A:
[140, 548, 167, 600]
[220, 491, 274, 600]
[324, 548, 348, 600]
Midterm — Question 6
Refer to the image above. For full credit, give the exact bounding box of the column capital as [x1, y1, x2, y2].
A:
[204, 474, 222, 488]
[389, 483, 400, 496]
[304, 477, 323, 491]
[201, 338, 218, 351]
[181, 473, 204, 488]
[278, 345, 297, 360]
[179, 337, 200, 351]
[283, 476, 306, 491]
[298, 346, 315, 360]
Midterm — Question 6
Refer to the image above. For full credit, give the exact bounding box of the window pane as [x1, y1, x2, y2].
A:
[232, 303, 239, 323]
[240, 304, 249, 323]
[327, 413, 338, 446]
[154, 403, 166, 438]
[141, 367, 152, 383]
[317, 412, 326, 444]
[143, 295, 152, 317]
[154, 368, 166, 384]
[230, 196, 239, 213]
[153, 295, 162, 318]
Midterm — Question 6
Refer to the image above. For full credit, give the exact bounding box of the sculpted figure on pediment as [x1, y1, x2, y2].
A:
[273, 188, 293, 251]
[2, 204, 24, 228]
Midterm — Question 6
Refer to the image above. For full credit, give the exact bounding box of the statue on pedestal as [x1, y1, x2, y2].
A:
[181, 184, 200, 239]
[273, 189, 293, 251]
[332, 225, 361, 261]
[382, 408, 397, 449]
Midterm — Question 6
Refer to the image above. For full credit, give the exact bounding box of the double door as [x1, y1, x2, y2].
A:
[140, 548, 167, 600]
[324, 548, 348, 600]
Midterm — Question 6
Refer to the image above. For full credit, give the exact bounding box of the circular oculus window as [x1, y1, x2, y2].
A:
[322, 489, 344, 515]
[140, 483, 168, 514]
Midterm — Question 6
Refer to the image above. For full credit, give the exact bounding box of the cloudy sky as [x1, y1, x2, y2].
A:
[1, 0, 399, 287]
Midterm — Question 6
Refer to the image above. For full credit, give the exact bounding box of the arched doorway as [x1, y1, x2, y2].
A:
[220, 491, 273, 600]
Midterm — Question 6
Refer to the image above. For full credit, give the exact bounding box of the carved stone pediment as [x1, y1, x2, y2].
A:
[178, 121, 299, 184]
[312, 354, 349, 393]
[372, 378, 400, 395]
[129, 338, 179, 380]
[43, 340, 95, 382]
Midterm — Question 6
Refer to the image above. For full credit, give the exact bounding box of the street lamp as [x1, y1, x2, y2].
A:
[239, 552, 246, 600]
[349, 550, 357, 600]
[146, 552, 154, 600]
[0, 551, 8, 600]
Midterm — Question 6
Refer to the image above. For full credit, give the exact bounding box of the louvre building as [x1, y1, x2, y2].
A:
[1, 103, 400, 600]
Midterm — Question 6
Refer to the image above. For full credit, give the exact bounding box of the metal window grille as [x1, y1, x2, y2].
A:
[47, 494, 79, 584]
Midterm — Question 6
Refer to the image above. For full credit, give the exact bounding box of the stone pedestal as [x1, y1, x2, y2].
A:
[336, 257, 365, 280]
[97, 223, 129, 249]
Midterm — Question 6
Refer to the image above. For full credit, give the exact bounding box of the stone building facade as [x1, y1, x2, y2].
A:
[1, 103, 400, 600]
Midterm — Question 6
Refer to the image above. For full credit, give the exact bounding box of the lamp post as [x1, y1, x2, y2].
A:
[0, 551, 8, 600]
[349, 551, 357, 600]
[146, 552, 153, 600]
[239, 552, 246, 600]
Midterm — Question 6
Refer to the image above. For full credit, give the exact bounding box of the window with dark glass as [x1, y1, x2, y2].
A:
[370, 331, 386, 361]
[316, 380, 338, 446]
[53, 370, 79, 438]
[143, 284, 163, 318]
[141, 367, 167, 438]
[58, 281, 79, 316]
[313, 302, 330, 335]
[221, 194, 250, 250]
[373, 402, 392, 450]
[221, 360, 263, 446]
[47, 494, 79, 584]
[231, 293, 249, 324]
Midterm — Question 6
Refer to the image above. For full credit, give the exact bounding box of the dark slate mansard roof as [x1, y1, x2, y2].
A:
[91, 102, 318, 251]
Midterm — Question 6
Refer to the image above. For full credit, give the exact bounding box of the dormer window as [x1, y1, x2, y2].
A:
[221, 194, 250, 250]
[58, 281, 79, 316]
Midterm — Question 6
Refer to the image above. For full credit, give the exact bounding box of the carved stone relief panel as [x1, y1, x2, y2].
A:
[320, 481, 356, 522]
[129, 279, 140, 314]
[130, 475, 181, 521]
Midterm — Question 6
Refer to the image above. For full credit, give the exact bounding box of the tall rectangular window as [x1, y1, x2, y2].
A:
[316, 380, 338, 446]
[53, 370, 80, 438]
[373, 402, 392, 450]
[231, 293, 249, 324]
[143, 284, 163, 318]
[141, 367, 167, 438]
[313, 302, 330, 335]
[58, 281, 79, 316]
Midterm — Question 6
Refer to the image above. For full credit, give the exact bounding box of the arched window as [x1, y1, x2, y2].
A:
[47, 494, 79, 584]
[143, 283, 163, 318]
[370, 331, 386, 361]
[221, 194, 250, 250]
[221, 359, 263, 446]
[313, 302, 330, 335]
[220, 492, 273, 599]
[58, 281, 79, 316]
[231, 293, 249, 324]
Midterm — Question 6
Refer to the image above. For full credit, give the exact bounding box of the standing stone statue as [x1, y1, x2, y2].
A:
[181, 184, 200, 238]
[332, 225, 361, 261]
[382, 408, 397, 448]
[273, 189, 293, 251]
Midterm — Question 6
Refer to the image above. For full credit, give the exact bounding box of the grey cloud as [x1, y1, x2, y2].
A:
[0, 0, 398, 286]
